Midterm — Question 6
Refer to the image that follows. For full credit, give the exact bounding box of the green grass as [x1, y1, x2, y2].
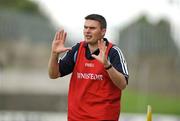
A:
[121, 89, 180, 115]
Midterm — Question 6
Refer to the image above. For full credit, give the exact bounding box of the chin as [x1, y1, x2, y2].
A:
[85, 39, 91, 43]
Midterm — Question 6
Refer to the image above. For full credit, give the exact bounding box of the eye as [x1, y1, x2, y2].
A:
[89, 27, 96, 30]
[84, 26, 88, 29]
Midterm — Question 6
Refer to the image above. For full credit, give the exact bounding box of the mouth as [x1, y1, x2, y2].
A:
[85, 35, 92, 39]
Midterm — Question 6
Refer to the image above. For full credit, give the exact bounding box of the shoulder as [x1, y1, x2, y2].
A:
[109, 45, 126, 61]
[71, 43, 80, 51]
[109, 45, 121, 56]
[109, 45, 129, 81]
[71, 41, 86, 51]
[68, 42, 82, 63]
[104, 39, 122, 56]
[60, 42, 80, 60]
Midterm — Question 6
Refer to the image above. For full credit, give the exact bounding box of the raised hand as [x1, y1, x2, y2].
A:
[51, 30, 72, 54]
[91, 39, 108, 66]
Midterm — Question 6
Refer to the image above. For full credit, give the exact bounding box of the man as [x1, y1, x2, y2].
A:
[48, 14, 129, 121]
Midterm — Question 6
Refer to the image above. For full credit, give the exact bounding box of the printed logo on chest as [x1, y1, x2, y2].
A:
[85, 63, 94, 68]
[77, 72, 103, 80]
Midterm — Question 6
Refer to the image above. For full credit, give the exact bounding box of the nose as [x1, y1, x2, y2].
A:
[85, 28, 90, 33]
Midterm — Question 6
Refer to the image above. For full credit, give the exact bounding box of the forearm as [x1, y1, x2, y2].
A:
[105, 62, 127, 90]
[48, 52, 61, 79]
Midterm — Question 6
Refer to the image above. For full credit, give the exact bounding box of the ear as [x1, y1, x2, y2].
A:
[101, 28, 106, 37]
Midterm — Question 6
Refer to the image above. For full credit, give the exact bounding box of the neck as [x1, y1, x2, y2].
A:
[88, 43, 98, 54]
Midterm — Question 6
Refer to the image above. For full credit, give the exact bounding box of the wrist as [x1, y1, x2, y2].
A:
[105, 64, 112, 70]
[104, 61, 112, 70]
[51, 52, 59, 57]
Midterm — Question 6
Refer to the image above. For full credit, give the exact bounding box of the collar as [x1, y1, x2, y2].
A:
[82, 38, 109, 60]
[83, 38, 109, 48]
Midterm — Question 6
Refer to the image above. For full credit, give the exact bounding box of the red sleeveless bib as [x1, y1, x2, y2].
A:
[68, 41, 121, 121]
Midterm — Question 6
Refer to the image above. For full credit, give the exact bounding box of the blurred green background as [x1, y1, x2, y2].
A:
[0, 0, 180, 120]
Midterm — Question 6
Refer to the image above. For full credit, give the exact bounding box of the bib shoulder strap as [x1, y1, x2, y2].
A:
[73, 41, 85, 63]
[105, 42, 113, 57]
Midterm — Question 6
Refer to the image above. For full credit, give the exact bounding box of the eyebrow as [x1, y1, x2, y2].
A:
[84, 25, 96, 29]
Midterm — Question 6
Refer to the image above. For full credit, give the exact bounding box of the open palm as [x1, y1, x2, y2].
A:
[52, 30, 71, 54]
[92, 39, 108, 65]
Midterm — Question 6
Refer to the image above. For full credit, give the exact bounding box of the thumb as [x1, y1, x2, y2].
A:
[91, 54, 97, 59]
[61, 47, 72, 53]
[65, 47, 72, 51]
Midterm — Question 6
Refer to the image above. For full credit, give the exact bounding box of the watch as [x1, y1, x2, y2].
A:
[105, 64, 112, 70]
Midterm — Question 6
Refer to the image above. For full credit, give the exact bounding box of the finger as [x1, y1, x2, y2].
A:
[103, 41, 107, 51]
[101, 39, 107, 50]
[56, 30, 62, 40]
[103, 40, 106, 46]
[98, 39, 103, 49]
[62, 32, 67, 44]
[59, 30, 64, 40]
[65, 47, 72, 51]
[101, 39, 105, 47]
[98, 39, 106, 51]
[91, 54, 97, 59]
[54, 31, 59, 40]
[61, 47, 72, 53]
[100, 39, 104, 44]
[92, 54, 102, 63]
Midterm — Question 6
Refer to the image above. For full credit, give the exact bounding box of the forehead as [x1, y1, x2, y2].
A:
[84, 19, 101, 27]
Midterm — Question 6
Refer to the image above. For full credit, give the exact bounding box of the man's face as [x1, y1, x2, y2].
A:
[83, 20, 106, 45]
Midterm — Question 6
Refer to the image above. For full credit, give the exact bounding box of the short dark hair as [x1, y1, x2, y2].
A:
[85, 14, 107, 29]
